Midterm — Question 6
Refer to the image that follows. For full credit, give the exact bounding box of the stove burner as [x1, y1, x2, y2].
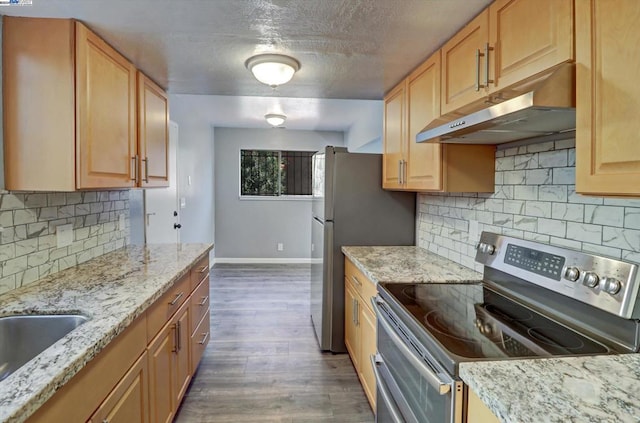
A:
[527, 327, 585, 351]
[401, 286, 441, 303]
[423, 311, 477, 345]
[484, 303, 534, 322]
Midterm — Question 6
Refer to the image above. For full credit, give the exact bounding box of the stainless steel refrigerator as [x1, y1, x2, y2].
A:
[310, 146, 415, 352]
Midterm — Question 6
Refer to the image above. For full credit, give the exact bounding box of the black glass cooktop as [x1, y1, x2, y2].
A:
[379, 282, 610, 361]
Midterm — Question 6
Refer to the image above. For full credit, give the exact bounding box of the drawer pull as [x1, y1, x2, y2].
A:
[198, 265, 208, 273]
[351, 275, 361, 286]
[169, 291, 184, 306]
[198, 295, 209, 306]
[198, 331, 210, 345]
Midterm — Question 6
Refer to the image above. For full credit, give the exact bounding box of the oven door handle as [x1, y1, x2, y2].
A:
[370, 354, 405, 423]
[372, 296, 452, 395]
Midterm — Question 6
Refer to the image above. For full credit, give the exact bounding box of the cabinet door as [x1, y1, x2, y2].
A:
[576, 0, 640, 195]
[359, 303, 377, 411]
[406, 52, 443, 191]
[76, 22, 137, 189]
[383, 82, 405, 190]
[138, 72, 170, 187]
[148, 324, 175, 423]
[344, 278, 359, 369]
[174, 303, 192, 405]
[441, 9, 489, 115]
[489, 0, 573, 91]
[90, 352, 149, 423]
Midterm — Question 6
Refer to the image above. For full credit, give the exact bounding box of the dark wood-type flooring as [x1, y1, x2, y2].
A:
[174, 264, 374, 423]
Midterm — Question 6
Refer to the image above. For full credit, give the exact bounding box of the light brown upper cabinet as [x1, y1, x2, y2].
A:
[575, 0, 640, 196]
[441, 0, 573, 116]
[441, 10, 490, 115]
[383, 51, 495, 193]
[138, 73, 170, 187]
[489, 0, 573, 91]
[382, 83, 405, 190]
[3, 17, 169, 191]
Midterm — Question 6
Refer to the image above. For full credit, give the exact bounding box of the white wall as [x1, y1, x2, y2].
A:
[345, 101, 383, 153]
[169, 96, 215, 247]
[214, 127, 344, 262]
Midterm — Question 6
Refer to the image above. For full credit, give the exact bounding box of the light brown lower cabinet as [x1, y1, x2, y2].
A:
[26, 256, 210, 423]
[344, 257, 377, 410]
[89, 352, 149, 423]
[466, 388, 500, 423]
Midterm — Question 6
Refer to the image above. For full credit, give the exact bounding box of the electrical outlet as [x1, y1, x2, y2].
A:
[118, 213, 126, 231]
[277, 243, 284, 251]
[56, 224, 73, 248]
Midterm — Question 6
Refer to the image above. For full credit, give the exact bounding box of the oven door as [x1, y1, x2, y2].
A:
[373, 297, 464, 423]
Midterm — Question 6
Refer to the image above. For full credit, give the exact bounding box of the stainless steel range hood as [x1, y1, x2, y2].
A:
[417, 64, 575, 145]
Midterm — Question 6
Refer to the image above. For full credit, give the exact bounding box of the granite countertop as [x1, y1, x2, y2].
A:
[341, 246, 482, 284]
[460, 354, 640, 423]
[0, 243, 212, 423]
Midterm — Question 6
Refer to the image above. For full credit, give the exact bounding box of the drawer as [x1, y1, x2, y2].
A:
[190, 256, 209, 290]
[147, 272, 190, 343]
[190, 309, 210, 373]
[345, 258, 377, 310]
[190, 277, 210, 335]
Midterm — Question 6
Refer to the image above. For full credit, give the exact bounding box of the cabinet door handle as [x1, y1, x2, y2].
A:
[198, 331, 210, 345]
[402, 160, 407, 185]
[198, 265, 208, 274]
[130, 155, 138, 182]
[475, 48, 481, 91]
[352, 298, 356, 324]
[199, 295, 209, 306]
[355, 299, 359, 326]
[169, 291, 184, 306]
[172, 322, 179, 353]
[398, 159, 402, 184]
[176, 320, 182, 351]
[142, 157, 150, 183]
[485, 43, 494, 87]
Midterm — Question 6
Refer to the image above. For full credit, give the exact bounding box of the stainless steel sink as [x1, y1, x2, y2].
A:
[0, 314, 89, 381]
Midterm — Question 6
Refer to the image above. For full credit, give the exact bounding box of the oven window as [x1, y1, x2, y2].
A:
[378, 318, 450, 423]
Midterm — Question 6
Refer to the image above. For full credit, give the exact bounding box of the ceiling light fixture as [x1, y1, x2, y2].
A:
[265, 113, 286, 127]
[245, 54, 300, 87]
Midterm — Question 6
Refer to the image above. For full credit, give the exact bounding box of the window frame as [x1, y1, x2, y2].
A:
[238, 149, 315, 199]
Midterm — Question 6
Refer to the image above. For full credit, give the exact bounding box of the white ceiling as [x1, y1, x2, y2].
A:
[2, 0, 492, 130]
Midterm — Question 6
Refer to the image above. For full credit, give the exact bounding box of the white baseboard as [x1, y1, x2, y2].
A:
[213, 257, 314, 265]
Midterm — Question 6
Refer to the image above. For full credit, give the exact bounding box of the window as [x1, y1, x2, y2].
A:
[240, 149, 314, 196]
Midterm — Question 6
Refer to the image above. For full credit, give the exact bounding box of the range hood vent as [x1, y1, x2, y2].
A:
[417, 64, 576, 145]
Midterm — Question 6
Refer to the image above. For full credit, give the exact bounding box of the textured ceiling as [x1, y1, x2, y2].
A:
[2, 0, 492, 99]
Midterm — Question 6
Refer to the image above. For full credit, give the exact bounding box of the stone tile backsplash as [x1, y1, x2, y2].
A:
[0, 190, 130, 295]
[417, 139, 640, 273]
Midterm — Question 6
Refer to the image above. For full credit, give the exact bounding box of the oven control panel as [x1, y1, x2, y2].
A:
[504, 244, 565, 281]
[475, 231, 640, 319]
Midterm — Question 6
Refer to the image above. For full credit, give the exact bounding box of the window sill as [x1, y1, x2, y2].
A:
[239, 195, 313, 202]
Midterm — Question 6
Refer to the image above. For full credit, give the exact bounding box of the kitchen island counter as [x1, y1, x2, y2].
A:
[342, 245, 482, 284]
[0, 243, 212, 423]
[460, 354, 640, 423]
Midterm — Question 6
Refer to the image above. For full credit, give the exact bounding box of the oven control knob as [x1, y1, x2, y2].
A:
[602, 277, 622, 295]
[582, 272, 600, 288]
[477, 243, 496, 255]
[564, 267, 580, 282]
[482, 324, 493, 335]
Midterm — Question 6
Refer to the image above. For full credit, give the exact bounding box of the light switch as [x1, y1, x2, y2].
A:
[56, 224, 73, 248]
[118, 213, 126, 231]
[180, 197, 186, 209]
